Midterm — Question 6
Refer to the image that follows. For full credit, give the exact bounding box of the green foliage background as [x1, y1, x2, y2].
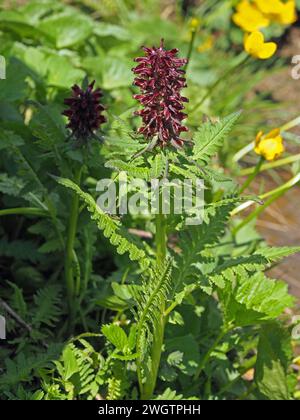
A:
[0, 0, 300, 401]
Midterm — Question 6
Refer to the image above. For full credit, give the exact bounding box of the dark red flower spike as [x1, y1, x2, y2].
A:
[63, 80, 106, 145]
[132, 40, 188, 149]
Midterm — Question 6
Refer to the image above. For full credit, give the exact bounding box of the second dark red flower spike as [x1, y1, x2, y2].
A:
[132, 39, 189, 149]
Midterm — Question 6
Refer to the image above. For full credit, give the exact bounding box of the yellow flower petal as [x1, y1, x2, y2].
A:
[247, 30, 265, 45]
[255, 130, 264, 145]
[244, 31, 277, 60]
[232, 14, 256, 33]
[265, 128, 281, 139]
[278, 0, 297, 25]
[254, 129, 285, 161]
[233, 1, 270, 32]
[244, 31, 264, 56]
[254, 0, 284, 14]
[261, 139, 284, 160]
[236, 0, 251, 13]
[257, 42, 277, 59]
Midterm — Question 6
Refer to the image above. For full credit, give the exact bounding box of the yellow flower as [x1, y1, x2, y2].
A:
[254, 0, 297, 25]
[255, 128, 285, 161]
[254, 0, 284, 14]
[233, 0, 270, 32]
[189, 18, 201, 31]
[244, 31, 277, 59]
[275, 0, 297, 25]
[197, 36, 214, 53]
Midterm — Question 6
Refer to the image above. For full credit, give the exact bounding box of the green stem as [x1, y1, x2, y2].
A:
[0, 207, 49, 218]
[155, 212, 167, 264]
[140, 307, 165, 400]
[65, 166, 82, 333]
[191, 53, 249, 114]
[185, 28, 197, 73]
[239, 157, 264, 194]
[164, 284, 197, 317]
[73, 249, 81, 296]
[140, 202, 167, 399]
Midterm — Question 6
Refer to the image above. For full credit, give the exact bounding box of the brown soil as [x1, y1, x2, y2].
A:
[252, 28, 300, 299]
[257, 186, 300, 298]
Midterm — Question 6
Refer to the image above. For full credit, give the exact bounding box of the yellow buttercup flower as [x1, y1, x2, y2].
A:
[233, 0, 270, 32]
[254, 0, 284, 14]
[275, 0, 297, 25]
[244, 31, 277, 59]
[233, 0, 297, 31]
[256, 0, 297, 25]
[255, 128, 285, 161]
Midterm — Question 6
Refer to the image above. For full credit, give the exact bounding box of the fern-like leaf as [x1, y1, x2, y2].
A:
[173, 199, 238, 292]
[29, 101, 65, 150]
[0, 345, 62, 388]
[107, 377, 122, 400]
[220, 272, 294, 326]
[193, 112, 241, 164]
[0, 130, 24, 150]
[0, 238, 41, 263]
[105, 159, 150, 179]
[105, 153, 165, 181]
[55, 177, 149, 270]
[32, 285, 61, 328]
[205, 246, 300, 292]
[255, 246, 300, 264]
[133, 258, 173, 364]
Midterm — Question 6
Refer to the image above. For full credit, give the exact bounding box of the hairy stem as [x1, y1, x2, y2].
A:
[65, 166, 82, 333]
[239, 157, 264, 194]
[140, 206, 167, 399]
[155, 211, 167, 264]
[185, 26, 197, 73]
